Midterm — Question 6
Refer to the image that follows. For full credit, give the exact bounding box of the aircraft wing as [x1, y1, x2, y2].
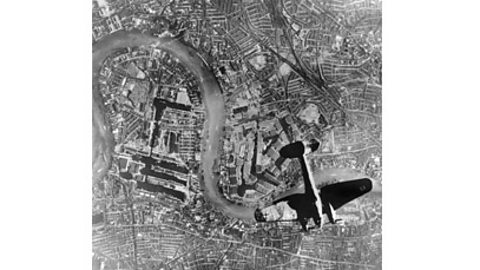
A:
[320, 178, 373, 210]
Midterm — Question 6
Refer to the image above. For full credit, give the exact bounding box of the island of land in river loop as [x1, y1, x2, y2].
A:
[92, 31, 366, 222]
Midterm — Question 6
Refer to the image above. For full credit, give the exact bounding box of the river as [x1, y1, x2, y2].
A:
[92, 31, 368, 222]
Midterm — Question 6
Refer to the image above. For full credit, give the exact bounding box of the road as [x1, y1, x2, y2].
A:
[107, 224, 376, 269]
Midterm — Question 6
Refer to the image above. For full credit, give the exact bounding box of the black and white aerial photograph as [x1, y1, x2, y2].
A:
[5, 1, 480, 270]
[92, 0, 382, 269]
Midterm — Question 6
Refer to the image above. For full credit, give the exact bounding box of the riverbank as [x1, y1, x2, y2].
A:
[92, 31, 370, 222]
[92, 31, 257, 221]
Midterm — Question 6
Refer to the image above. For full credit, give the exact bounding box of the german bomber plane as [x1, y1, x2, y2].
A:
[254, 140, 373, 231]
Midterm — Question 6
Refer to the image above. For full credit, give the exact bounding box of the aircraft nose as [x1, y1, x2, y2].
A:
[254, 208, 266, 222]
[279, 141, 305, 159]
[361, 178, 373, 192]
